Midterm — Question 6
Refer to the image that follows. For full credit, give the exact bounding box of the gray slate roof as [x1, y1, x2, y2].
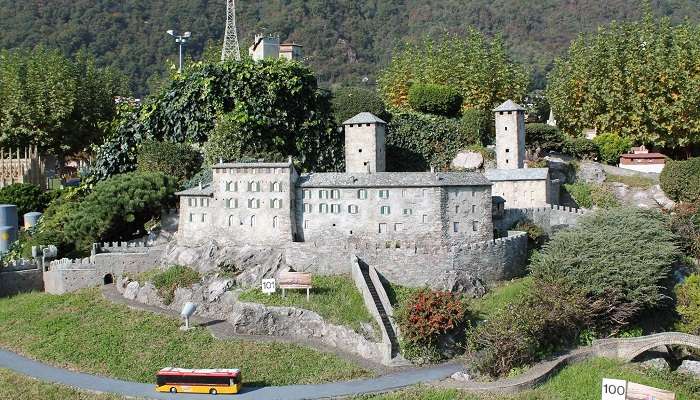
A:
[493, 100, 526, 112]
[484, 168, 549, 182]
[212, 161, 293, 169]
[343, 112, 387, 125]
[176, 183, 214, 196]
[299, 172, 491, 188]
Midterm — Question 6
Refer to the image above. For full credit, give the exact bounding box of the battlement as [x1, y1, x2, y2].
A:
[549, 204, 588, 214]
[49, 257, 96, 270]
[462, 231, 527, 252]
[95, 238, 154, 253]
[1, 259, 39, 272]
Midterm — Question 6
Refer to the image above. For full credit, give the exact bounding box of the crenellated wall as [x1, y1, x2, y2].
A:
[0, 260, 43, 296]
[494, 204, 588, 235]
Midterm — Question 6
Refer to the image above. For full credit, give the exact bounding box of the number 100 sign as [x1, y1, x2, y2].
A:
[602, 378, 627, 400]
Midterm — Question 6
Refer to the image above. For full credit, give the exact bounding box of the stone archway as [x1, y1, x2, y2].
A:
[103, 274, 114, 285]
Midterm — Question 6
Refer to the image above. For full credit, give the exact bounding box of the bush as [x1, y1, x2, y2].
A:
[0, 183, 50, 218]
[137, 140, 202, 184]
[525, 123, 565, 153]
[562, 137, 599, 160]
[395, 289, 469, 361]
[332, 87, 387, 123]
[593, 133, 632, 165]
[660, 158, 700, 203]
[669, 202, 700, 261]
[460, 109, 490, 146]
[147, 265, 202, 305]
[676, 274, 700, 335]
[386, 110, 479, 171]
[563, 182, 619, 209]
[407, 83, 463, 118]
[514, 219, 547, 250]
[530, 208, 680, 334]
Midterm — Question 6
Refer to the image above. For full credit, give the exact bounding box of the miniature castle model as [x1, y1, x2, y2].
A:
[249, 34, 303, 61]
[0, 146, 46, 189]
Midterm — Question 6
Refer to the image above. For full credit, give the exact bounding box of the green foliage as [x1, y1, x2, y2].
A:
[0, 368, 124, 400]
[239, 275, 376, 334]
[593, 133, 632, 164]
[547, 10, 700, 151]
[407, 83, 463, 117]
[460, 109, 491, 146]
[470, 277, 533, 320]
[0, 47, 128, 156]
[660, 158, 700, 203]
[563, 182, 620, 209]
[386, 110, 479, 171]
[676, 274, 700, 335]
[514, 220, 547, 250]
[669, 202, 700, 260]
[137, 140, 202, 184]
[0, 289, 368, 386]
[145, 265, 201, 305]
[0, 183, 50, 218]
[181, 168, 213, 191]
[530, 208, 681, 333]
[379, 31, 528, 114]
[561, 137, 599, 160]
[331, 87, 387, 124]
[605, 174, 656, 189]
[91, 59, 341, 180]
[525, 123, 565, 152]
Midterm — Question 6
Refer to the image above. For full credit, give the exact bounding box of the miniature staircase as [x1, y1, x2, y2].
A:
[358, 262, 400, 358]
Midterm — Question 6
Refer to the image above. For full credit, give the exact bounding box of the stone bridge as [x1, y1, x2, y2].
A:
[592, 332, 700, 362]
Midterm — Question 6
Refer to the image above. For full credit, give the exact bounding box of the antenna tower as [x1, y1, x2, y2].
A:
[221, 0, 241, 61]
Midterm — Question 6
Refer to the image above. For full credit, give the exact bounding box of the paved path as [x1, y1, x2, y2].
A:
[0, 348, 460, 400]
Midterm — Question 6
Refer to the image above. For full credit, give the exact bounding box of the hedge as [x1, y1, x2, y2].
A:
[137, 140, 202, 184]
[525, 123, 564, 152]
[593, 133, 632, 165]
[660, 157, 700, 203]
[332, 87, 387, 124]
[0, 183, 51, 218]
[407, 83, 463, 118]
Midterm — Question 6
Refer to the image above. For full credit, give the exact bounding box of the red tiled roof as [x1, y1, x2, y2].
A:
[620, 153, 667, 159]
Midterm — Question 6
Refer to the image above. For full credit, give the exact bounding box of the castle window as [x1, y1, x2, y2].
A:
[303, 203, 312, 213]
[248, 181, 261, 192]
[358, 149, 363, 153]
[226, 181, 238, 192]
[422, 189, 428, 197]
[455, 205, 460, 214]
[394, 223, 403, 232]
[422, 214, 428, 223]
[228, 215, 235, 227]
[499, 111, 504, 115]
[402, 189, 407, 198]
[272, 216, 278, 229]
[248, 198, 261, 209]
[472, 189, 476, 197]
[505, 148, 510, 153]
[378, 190, 389, 199]
[331, 204, 341, 214]
[189, 213, 194, 222]
[319, 203, 329, 213]
[303, 189, 311, 199]
[472, 204, 476, 213]
[348, 205, 359, 214]
[403, 208, 412, 216]
[304, 220, 310, 229]
[330, 189, 340, 199]
[357, 189, 367, 200]
[319, 189, 328, 199]
[453, 222, 460, 232]
[380, 206, 391, 215]
[271, 199, 283, 209]
[271, 182, 282, 192]
[505, 126, 508, 131]
[379, 223, 387, 233]
[472, 221, 478, 232]
[250, 215, 256, 227]
[188, 198, 194, 207]
[201, 213, 207, 223]
[225, 198, 238, 209]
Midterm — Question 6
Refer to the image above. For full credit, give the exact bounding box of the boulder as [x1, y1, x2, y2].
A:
[451, 371, 472, 382]
[451, 151, 484, 170]
[208, 279, 234, 303]
[677, 360, 700, 377]
[123, 281, 140, 300]
[576, 162, 606, 184]
[444, 272, 486, 298]
[640, 358, 670, 372]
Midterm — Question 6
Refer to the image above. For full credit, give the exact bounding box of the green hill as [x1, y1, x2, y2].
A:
[2, 0, 698, 95]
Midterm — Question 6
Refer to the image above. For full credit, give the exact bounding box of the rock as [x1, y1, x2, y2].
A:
[577, 162, 606, 184]
[451, 371, 472, 382]
[207, 279, 234, 303]
[640, 358, 670, 371]
[359, 322, 379, 341]
[651, 185, 675, 210]
[451, 151, 484, 170]
[123, 281, 140, 300]
[678, 360, 700, 377]
[444, 272, 486, 298]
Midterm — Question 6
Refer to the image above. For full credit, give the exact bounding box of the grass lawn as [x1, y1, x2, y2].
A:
[359, 358, 700, 400]
[0, 368, 129, 400]
[605, 173, 657, 189]
[239, 274, 376, 333]
[470, 277, 532, 320]
[0, 289, 369, 386]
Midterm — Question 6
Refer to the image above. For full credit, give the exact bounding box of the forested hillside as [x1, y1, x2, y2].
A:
[2, 0, 698, 95]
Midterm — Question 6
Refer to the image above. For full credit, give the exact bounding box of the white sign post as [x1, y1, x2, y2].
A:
[602, 378, 627, 400]
[262, 279, 276, 295]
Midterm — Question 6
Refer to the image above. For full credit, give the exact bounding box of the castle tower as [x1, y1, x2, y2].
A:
[249, 34, 280, 60]
[343, 112, 386, 173]
[493, 100, 526, 169]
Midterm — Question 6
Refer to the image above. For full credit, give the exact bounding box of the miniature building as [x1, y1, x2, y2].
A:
[494, 100, 526, 169]
[344, 113, 386, 173]
[0, 147, 46, 189]
[279, 43, 303, 60]
[546, 109, 557, 127]
[249, 34, 303, 61]
[619, 146, 667, 173]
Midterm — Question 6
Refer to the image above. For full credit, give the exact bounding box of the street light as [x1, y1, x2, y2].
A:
[167, 30, 192, 73]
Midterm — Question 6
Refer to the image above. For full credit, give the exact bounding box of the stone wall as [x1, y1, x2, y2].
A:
[494, 205, 588, 235]
[0, 267, 43, 296]
[451, 231, 528, 283]
[490, 180, 549, 209]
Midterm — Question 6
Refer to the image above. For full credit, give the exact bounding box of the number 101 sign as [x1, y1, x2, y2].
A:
[602, 378, 627, 400]
[261, 279, 276, 295]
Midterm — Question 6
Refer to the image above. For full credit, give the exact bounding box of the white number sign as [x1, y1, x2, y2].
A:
[602, 378, 627, 400]
[261, 279, 276, 294]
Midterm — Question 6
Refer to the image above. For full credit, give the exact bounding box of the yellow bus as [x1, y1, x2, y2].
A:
[156, 368, 242, 395]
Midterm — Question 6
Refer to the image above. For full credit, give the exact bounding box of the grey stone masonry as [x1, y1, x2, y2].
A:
[494, 100, 526, 170]
[494, 205, 588, 235]
[344, 113, 387, 173]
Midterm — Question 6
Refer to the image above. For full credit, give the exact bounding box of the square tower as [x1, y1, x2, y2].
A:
[343, 112, 387, 173]
[493, 100, 526, 169]
[249, 34, 280, 60]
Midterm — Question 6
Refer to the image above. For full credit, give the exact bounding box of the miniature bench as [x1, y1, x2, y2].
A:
[278, 271, 313, 301]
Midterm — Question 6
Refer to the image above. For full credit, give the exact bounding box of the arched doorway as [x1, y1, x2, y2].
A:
[103, 274, 114, 285]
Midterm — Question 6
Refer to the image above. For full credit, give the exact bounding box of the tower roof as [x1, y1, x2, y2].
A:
[343, 112, 386, 125]
[493, 100, 526, 112]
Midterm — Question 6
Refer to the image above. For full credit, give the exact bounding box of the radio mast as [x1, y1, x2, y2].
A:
[221, 0, 241, 61]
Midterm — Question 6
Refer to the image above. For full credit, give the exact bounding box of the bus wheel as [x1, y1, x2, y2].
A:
[209, 388, 218, 395]
[169, 387, 177, 393]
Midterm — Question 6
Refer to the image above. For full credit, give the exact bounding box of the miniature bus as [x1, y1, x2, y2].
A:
[156, 368, 242, 395]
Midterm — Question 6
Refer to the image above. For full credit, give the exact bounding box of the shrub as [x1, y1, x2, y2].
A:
[0, 183, 50, 218]
[676, 274, 700, 335]
[332, 87, 387, 124]
[514, 219, 547, 250]
[181, 168, 213, 190]
[593, 133, 632, 165]
[407, 83, 463, 118]
[660, 158, 700, 203]
[525, 123, 565, 153]
[669, 202, 700, 261]
[395, 289, 469, 361]
[148, 265, 202, 305]
[386, 110, 479, 171]
[460, 109, 490, 146]
[562, 137, 599, 160]
[137, 140, 202, 184]
[530, 208, 680, 334]
[563, 182, 619, 209]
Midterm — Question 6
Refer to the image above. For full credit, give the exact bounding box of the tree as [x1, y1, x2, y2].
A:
[91, 58, 341, 181]
[0, 47, 129, 157]
[547, 10, 700, 153]
[378, 31, 529, 114]
[331, 87, 387, 124]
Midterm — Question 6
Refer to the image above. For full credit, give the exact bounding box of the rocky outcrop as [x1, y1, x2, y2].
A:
[608, 183, 675, 210]
[451, 151, 484, 170]
[576, 161, 606, 184]
[678, 360, 700, 378]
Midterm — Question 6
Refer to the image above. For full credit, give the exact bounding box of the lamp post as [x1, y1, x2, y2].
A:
[167, 30, 192, 73]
